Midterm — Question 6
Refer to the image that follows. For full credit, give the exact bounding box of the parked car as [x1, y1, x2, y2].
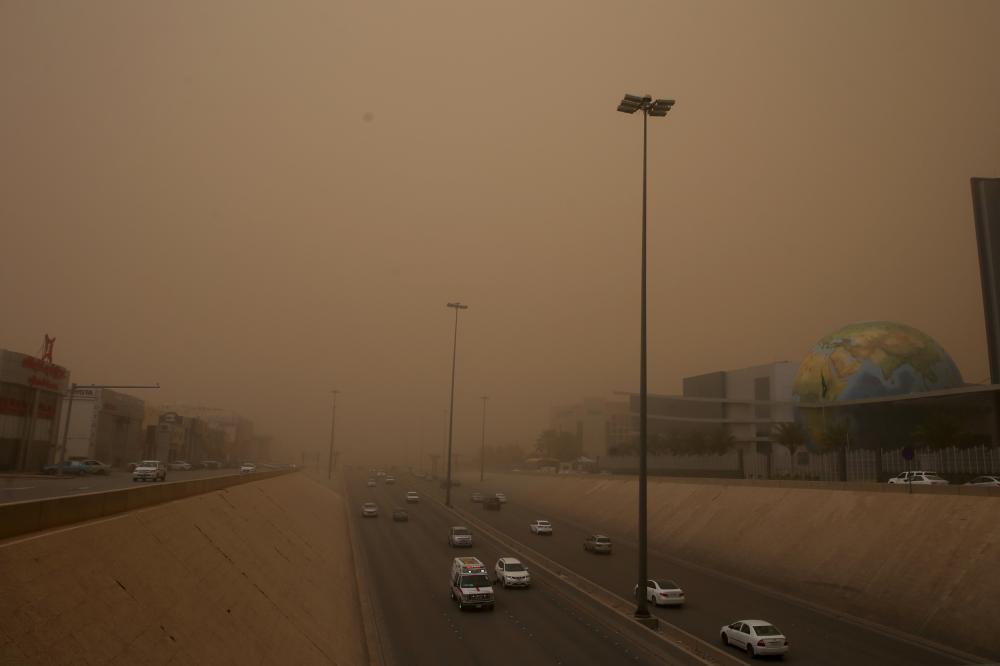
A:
[405, 491, 420, 503]
[471, 492, 483, 503]
[720, 620, 789, 658]
[239, 462, 256, 474]
[168, 460, 192, 471]
[584, 534, 613, 554]
[42, 460, 88, 476]
[392, 508, 408, 522]
[80, 459, 111, 475]
[965, 475, 1000, 487]
[132, 460, 167, 482]
[529, 520, 553, 535]
[494, 557, 531, 588]
[494, 492, 507, 503]
[449, 526, 473, 547]
[361, 502, 379, 517]
[634, 579, 685, 606]
[888, 470, 948, 485]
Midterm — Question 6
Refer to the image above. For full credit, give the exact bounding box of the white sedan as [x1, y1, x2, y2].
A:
[633, 579, 685, 606]
[965, 475, 1000, 487]
[361, 502, 379, 517]
[720, 620, 789, 658]
[529, 520, 553, 535]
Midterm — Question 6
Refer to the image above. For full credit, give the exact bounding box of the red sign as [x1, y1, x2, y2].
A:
[21, 356, 67, 380]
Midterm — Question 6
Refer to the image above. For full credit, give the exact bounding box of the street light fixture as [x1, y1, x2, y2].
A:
[444, 301, 468, 507]
[617, 91, 675, 623]
[327, 390, 340, 480]
[57, 382, 160, 475]
[479, 395, 489, 482]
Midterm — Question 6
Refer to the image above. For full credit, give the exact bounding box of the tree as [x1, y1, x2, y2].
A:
[772, 422, 808, 465]
[706, 428, 735, 455]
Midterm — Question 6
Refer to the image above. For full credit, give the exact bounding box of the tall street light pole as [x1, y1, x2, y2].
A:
[327, 390, 339, 480]
[445, 301, 468, 507]
[479, 395, 488, 482]
[57, 382, 160, 476]
[617, 92, 675, 623]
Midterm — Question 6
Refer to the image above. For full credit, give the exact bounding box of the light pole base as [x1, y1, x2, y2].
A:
[634, 614, 658, 629]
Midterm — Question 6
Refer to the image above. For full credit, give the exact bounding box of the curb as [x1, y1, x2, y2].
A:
[336, 472, 388, 666]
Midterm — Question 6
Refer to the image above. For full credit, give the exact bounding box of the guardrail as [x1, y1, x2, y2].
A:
[0, 469, 293, 541]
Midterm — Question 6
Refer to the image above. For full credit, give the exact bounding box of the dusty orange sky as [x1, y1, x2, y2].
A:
[2, 1, 999, 466]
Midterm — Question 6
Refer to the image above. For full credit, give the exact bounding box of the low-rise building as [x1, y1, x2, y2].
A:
[0, 349, 69, 471]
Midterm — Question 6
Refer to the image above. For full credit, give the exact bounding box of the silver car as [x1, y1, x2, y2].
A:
[132, 460, 167, 482]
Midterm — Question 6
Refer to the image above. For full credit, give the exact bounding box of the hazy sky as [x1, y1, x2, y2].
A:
[2, 1, 999, 465]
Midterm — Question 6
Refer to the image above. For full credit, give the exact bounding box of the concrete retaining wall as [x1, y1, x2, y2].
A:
[481, 472, 1000, 659]
[0, 473, 366, 665]
[0, 470, 290, 541]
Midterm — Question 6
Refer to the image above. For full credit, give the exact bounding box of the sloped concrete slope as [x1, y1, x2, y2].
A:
[0, 473, 366, 665]
[482, 473, 1000, 659]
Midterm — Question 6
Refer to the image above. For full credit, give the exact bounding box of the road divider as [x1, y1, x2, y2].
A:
[0, 470, 292, 541]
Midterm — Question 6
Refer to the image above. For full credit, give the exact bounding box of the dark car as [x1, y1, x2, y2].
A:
[392, 508, 409, 522]
[483, 497, 501, 511]
[42, 460, 88, 476]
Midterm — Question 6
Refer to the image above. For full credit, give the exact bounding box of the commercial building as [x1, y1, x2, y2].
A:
[58, 387, 145, 467]
[0, 349, 69, 471]
[550, 397, 630, 460]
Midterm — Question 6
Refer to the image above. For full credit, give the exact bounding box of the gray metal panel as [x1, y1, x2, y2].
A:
[971, 178, 1000, 384]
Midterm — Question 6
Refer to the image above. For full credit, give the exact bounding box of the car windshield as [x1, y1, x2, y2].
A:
[537, 521, 549, 526]
[657, 580, 679, 589]
[141, 461, 158, 466]
[504, 562, 525, 572]
[453, 528, 469, 535]
[460, 574, 490, 588]
[753, 625, 781, 636]
[596, 537, 610, 543]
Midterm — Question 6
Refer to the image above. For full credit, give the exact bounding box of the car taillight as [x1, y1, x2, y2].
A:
[757, 640, 766, 647]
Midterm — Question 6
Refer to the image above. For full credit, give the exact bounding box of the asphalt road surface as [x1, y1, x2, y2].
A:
[398, 472, 987, 666]
[345, 472, 698, 666]
[0, 468, 243, 504]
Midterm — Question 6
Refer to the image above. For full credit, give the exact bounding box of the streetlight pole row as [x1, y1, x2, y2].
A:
[444, 301, 468, 507]
[617, 92, 675, 623]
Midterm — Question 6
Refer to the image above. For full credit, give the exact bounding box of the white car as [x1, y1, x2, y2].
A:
[168, 460, 192, 471]
[385, 475, 396, 484]
[361, 502, 379, 517]
[132, 460, 167, 482]
[449, 526, 473, 547]
[634, 579, 685, 606]
[965, 475, 1000, 487]
[240, 462, 256, 474]
[405, 491, 420, 503]
[470, 492, 483, 502]
[529, 520, 553, 535]
[494, 492, 507, 503]
[366, 478, 376, 487]
[720, 620, 789, 658]
[888, 470, 948, 485]
[494, 557, 531, 588]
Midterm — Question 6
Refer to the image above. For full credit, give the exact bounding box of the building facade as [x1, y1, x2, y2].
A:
[0, 349, 69, 472]
[550, 397, 630, 461]
[58, 387, 145, 467]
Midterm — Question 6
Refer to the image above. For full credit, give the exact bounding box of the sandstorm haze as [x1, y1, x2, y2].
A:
[2, 1, 998, 465]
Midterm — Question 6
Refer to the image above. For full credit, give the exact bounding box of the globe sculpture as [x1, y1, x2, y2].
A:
[793, 321, 964, 403]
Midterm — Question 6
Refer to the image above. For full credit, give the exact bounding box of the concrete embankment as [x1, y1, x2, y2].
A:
[0, 473, 367, 665]
[481, 473, 1000, 658]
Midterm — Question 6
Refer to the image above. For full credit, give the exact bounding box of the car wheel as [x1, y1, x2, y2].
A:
[746, 643, 755, 658]
[721, 633, 729, 647]
[457, 600, 464, 611]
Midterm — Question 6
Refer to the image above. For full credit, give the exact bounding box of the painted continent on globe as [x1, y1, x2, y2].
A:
[793, 321, 964, 402]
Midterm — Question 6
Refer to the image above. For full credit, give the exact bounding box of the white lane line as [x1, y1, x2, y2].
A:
[2, 487, 35, 491]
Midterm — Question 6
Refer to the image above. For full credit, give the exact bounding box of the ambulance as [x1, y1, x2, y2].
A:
[449, 557, 495, 611]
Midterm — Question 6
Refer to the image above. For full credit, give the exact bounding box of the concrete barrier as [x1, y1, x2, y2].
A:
[471, 472, 1000, 660]
[0, 470, 291, 541]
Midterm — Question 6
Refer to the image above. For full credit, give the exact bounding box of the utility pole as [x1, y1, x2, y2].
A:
[327, 390, 339, 480]
[480, 396, 488, 482]
[445, 301, 468, 507]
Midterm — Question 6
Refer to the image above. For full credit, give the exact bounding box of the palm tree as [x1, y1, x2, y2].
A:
[772, 422, 808, 467]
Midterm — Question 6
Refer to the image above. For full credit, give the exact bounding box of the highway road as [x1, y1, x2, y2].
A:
[0, 468, 245, 504]
[397, 472, 988, 666]
[344, 471, 701, 666]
